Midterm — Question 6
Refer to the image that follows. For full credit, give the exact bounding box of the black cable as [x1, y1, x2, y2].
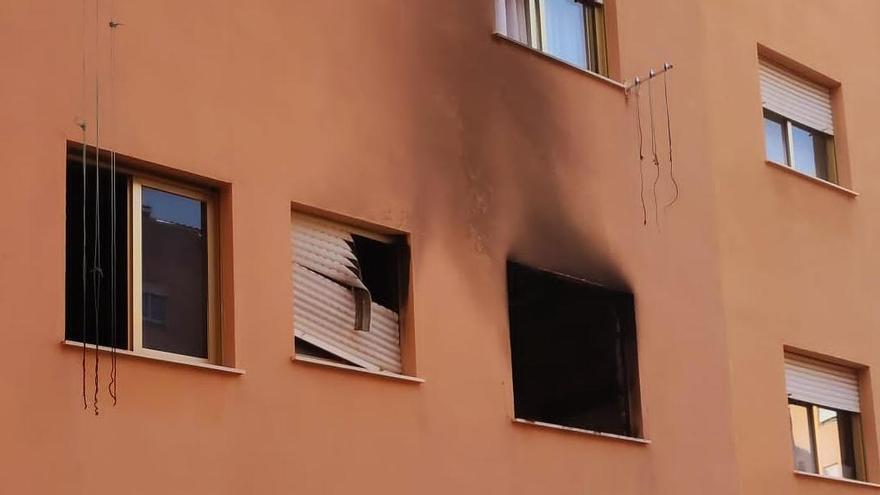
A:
[663, 70, 680, 208]
[648, 75, 661, 228]
[635, 84, 647, 226]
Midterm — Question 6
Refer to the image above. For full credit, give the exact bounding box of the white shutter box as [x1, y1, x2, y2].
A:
[291, 214, 403, 374]
[785, 353, 860, 413]
[759, 59, 835, 135]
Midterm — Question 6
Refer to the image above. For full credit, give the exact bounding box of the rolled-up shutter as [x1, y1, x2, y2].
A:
[291, 214, 402, 374]
[759, 59, 834, 135]
[785, 353, 859, 413]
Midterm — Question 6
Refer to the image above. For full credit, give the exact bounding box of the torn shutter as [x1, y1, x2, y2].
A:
[785, 353, 860, 413]
[291, 214, 402, 374]
[759, 59, 834, 135]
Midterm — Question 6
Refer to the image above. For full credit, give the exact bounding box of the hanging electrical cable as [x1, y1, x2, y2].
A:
[647, 71, 661, 228]
[663, 65, 680, 209]
[108, 0, 120, 406]
[92, 0, 103, 416]
[80, 0, 89, 412]
[633, 79, 647, 226]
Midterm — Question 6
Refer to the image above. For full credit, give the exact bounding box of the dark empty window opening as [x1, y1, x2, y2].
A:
[507, 261, 640, 437]
[65, 162, 130, 349]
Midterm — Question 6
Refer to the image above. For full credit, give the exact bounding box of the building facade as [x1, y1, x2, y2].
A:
[1, 0, 878, 493]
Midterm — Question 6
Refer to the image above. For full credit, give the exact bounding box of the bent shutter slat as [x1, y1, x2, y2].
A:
[759, 59, 834, 135]
[785, 353, 859, 413]
[291, 215, 402, 374]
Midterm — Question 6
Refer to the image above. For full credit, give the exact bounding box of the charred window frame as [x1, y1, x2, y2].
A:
[291, 212, 411, 376]
[64, 144, 222, 365]
[506, 261, 641, 437]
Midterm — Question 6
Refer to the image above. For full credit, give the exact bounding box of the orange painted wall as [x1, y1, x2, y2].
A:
[0, 0, 875, 493]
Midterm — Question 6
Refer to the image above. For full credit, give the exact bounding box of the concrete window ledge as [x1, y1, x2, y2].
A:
[62, 340, 245, 375]
[512, 418, 651, 445]
[292, 355, 425, 384]
[795, 471, 880, 489]
[492, 32, 627, 91]
[766, 160, 859, 197]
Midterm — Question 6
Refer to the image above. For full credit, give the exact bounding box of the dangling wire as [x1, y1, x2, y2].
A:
[663, 68, 680, 208]
[633, 79, 647, 226]
[92, 0, 102, 416]
[648, 72, 661, 228]
[80, 0, 89, 412]
[108, 1, 119, 406]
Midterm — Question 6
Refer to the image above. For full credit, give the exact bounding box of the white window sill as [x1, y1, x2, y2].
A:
[766, 160, 858, 197]
[795, 470, 880, 489]
[62, 340, 245, 375]
[492, 32, 626, 91]
[512, 418, 651, 445]
[292, 355, 424, 384]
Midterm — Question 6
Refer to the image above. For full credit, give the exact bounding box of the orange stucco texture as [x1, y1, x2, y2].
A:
[1, 0, 879, 494]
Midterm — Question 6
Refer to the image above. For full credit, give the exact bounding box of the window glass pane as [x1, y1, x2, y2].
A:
[791, 124, 830, 179]
[142, 187, 208, 358]
[814, 407, 844, 478]
[789, 403, 816, 473]
[544, 0, 588, 69]
[763, 114, 788, 165]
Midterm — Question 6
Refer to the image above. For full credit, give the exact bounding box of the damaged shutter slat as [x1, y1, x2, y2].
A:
[291, 215, 403, 374]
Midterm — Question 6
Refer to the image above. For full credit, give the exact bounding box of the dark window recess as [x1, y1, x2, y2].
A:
[65, 162, 129, 349]
[351, 234, 404, 312]
[507, 261, 640, 437]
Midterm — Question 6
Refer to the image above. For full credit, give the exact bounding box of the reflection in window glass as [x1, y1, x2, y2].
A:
[764, 114, 788, 165]
[544, 0, 587, 69]
[789, 403, 816, 473]
[814, 407, 843, 477]
[791, 125, 818, 177]
[142, 187, 208, 358]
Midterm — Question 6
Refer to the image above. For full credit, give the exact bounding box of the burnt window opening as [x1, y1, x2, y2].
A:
[292, 213, 409, 374]
[65, 162, 130, 349]
[506, 261, 641, 437]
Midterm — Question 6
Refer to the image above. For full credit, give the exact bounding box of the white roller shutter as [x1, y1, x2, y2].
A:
[291, 214, 402, 374]
[759, 59, 834, 135]
[785, 353, 860, 413]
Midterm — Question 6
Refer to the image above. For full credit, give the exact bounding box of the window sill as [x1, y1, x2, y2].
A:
[794, 471, 880, 489]
[492, 32, 626, 91]
[61, 340, 245, 375]
[766, 160, 859, 197]
[512, 418, 651, 445]
[292, 355, 425, 384]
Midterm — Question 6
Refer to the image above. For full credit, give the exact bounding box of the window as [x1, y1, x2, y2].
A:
[291, 212, 409, 375]
[785, 352, 866, 481]
[65, 147, 221, 364]
[506, 261, 640, 437]
[497, 0, 608, 75]
[759, 58, 837, 182]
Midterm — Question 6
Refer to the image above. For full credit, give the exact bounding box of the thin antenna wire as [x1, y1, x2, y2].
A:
[80, 0, 89, 412]
[93, 0, 102, 416]
[648, 72, 661, 228]
[634, 80, 647, 226]
[663, 68, 680, 208]
[108, 0, 119, 406]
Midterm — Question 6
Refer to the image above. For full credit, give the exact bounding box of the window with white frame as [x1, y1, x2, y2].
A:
[291, 212, 409, 375]
[496, 0, 608, 75]
[760, 58, 838, 183]
[785, 352, 866, 481]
